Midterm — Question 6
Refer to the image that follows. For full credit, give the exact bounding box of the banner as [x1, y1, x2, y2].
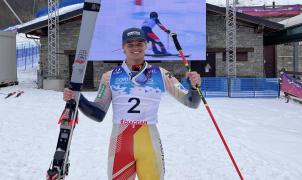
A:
[237, 5, 302, 17]
[89, 0, 206, 61]
[280, 72, 302, 99]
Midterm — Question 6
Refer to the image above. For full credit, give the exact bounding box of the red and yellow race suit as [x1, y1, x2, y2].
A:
[79, 61, 200, 180]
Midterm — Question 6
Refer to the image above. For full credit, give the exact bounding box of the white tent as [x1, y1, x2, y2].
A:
[0, 31, 17, 85]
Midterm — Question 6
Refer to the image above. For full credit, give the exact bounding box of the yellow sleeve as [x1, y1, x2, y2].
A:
[160, 67, 201, 109]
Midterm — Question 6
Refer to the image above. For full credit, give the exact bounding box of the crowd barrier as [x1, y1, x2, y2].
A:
[181, 77, 280, 98]
[16, 43, 40, 69]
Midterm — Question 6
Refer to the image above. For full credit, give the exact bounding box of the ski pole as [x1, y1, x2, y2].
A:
[167, 34, 170, 51]
[171, 33, 244, 180]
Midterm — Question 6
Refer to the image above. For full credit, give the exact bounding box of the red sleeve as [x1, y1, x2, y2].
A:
[155, 19, 169, 32]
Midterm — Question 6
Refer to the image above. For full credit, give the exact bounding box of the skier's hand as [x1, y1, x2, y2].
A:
[63, 88, 75, 101]
[186, 71, 201, 89]
[166, 30, 171, 34]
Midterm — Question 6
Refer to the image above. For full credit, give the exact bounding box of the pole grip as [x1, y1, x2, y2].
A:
[171, 33, 182, 51]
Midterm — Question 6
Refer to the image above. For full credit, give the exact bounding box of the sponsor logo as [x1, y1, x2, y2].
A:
[127, 31, 141, 37]
[97, 84, 106, 98]
[115, 77, 130, 83]
[74, 50, 87, 64]
[74, 59, 85, 64]
[78, 50, 87, 59]
[146, 68, 158, 74]
[114, 67, 123, 74]
[120, 119, 147, 125]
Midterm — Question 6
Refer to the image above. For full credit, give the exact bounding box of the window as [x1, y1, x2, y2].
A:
[223, 52, 248, 61]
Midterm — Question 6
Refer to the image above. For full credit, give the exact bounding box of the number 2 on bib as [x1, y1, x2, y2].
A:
[128, 97, 140, 113]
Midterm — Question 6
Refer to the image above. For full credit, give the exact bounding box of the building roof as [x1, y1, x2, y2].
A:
[264, 11, 302, 45]
[18, 3, 284, 36]
[264, 23, 302, 45]
[236, 4, 302, 18]
[17, 3, 83, 36]
[279, 13, 302, 28]
[206, 4, 284, 31]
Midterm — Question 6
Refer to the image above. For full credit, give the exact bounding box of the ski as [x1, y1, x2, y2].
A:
[46, 1, 100, 180]
[1, 90, 24, 98]
[4, 91, 16, 99]
[145, 53, 190, 58]
[15, 91, 24, 98]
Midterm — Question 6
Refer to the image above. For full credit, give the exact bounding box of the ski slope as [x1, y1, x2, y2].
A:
[0, 68, 302, 179]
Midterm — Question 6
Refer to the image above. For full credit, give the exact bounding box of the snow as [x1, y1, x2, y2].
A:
[0, 67, 302, 179]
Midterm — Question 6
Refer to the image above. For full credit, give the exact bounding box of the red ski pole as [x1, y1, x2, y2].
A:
[171, 33, 244, 180]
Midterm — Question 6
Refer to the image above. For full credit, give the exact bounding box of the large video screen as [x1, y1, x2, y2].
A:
[89, 0, 206, 61]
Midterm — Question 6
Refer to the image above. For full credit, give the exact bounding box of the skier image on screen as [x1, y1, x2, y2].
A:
[142, 11, 171, 55]
[63, 27, 201, 180]
[134, 0, 143, 6]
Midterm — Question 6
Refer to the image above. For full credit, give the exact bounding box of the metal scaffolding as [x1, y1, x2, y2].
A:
[47, 0, 59, 78]
[226, 0, 237, 77]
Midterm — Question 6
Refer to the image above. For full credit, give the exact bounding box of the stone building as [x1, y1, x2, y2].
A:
[268, 15, 302, 75]
[237, 4, 302, 76]
[18, 3, 284, 90]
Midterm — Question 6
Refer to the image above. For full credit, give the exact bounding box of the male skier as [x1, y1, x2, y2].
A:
[142, 11, 171, 55]
[63, 27, 201, 179]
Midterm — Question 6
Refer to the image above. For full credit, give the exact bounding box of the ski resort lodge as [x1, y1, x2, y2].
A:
[17, 3, 302, 90]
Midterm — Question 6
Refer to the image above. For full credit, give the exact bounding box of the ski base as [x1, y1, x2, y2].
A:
[47, 102, 77, 180]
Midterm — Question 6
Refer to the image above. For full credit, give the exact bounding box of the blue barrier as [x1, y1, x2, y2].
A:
[181, 77, 228, 97]
[202, 77, 228, 97]
[16, 44, 40, 69]
[16, 46, 39, 58]
[180, 77, 279, 98]
[230, 78, 279, 98]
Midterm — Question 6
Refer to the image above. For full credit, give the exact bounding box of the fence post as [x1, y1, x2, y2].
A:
[253, 78, 256, 98]
[32, 45, 34, 68]
[25, 45, 27, 70]
[203, 78, 206, 97]
[228, 77, 231, 97]
[16, 48, 18, 67]
[21, 45, 23, 69]
[278, 78, 281, 97]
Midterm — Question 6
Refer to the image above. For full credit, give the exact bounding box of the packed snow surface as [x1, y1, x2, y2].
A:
[0, 67, 301, 179]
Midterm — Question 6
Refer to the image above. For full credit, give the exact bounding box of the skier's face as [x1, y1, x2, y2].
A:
[123, 40, 147, 64]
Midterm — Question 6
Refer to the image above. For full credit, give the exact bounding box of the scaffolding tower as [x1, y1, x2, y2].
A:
[226, 0, 237, 77]
[47, 0, 59, 78]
